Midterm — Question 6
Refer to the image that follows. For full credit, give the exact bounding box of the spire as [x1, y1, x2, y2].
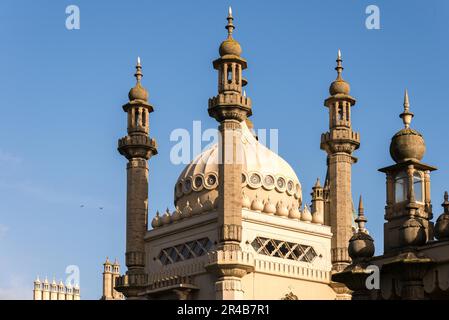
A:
[226, 6, 234, 38]
[442, 191, 449, 214]
[400, 89, 414, 129]
[355, 195, 368, 233]
[135, 56, 142, 83]
[314, 178, 321, 188]
[335, 49, 344, 80]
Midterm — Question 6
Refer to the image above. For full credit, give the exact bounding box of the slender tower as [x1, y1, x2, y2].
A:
[101, 257, 113, 300]
[57, 280, 66, 300]
[116, 58, 158, 299]
[320, 50, 360, 273]
[33, 276, 42, 300]
[112, 259, 123, 299]
[42, 277, 50, 300]
[50, 278, 58, 300]
[205, 7, 254, 300]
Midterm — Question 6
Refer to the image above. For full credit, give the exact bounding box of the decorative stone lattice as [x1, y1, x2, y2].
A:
[251, 237, 317, 263]
[157, 238, 213, 265]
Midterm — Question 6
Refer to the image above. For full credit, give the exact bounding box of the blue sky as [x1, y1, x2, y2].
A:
[1, 0, 449, 299]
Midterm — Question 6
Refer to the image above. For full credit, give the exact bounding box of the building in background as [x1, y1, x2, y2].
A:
[100, 257, 124, 300]
[33, 276, 80, 300]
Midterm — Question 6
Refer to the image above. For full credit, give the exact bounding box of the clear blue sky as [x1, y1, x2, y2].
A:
[1, 0, 448, 299]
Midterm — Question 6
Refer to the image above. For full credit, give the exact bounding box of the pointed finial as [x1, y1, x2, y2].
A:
[335, 49, 343, 80]
[442, 191, 449, 214]
[355, 195, 368, 233]
[314, 178, 321, 188]
[243, 90, 246, 97]
[134, 56, 143, 83]
[226, 6, 235, 38]
[400, 89, 414, 129]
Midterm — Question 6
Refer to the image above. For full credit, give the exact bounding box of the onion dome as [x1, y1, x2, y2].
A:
[390, 90, 426, 163]
[435, 191, 449, 241]
[263, 197, 276, 214]
[251, 195, 264, 212]
[242, 191, 251, 209]
[151, 211, 162, 228]
[128, 57, 149, 102]
[301, 205, 312, 223]
[275, 201, 289, 217]
[171, 206, 181, 222]
[175, 121, 302, 216]
[219, 7, 242, 57]
[329, 50, 350, 95]
[288, 203, 301, 220]
[400, 217, 426, 246]
[348, 196, 375, 260]
[161, 208, 171, 225]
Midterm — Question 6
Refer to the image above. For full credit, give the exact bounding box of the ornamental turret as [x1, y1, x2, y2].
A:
[379, 90, 436, 252]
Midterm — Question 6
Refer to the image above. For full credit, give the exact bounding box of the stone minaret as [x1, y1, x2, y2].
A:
[33, 276, 42, 300]
[112, 259, 122, 299]
[116, 58, 158, 299]
[50, 278, 58, 300]
[101, 257, 113, 300]
[57, 280, 66, 300]
[311, 178, 324, 224]
[320, 50, 360, 273]
[42, 277, 50, 300]
[205, 7, 254, 299]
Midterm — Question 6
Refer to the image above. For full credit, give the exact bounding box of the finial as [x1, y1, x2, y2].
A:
[355, 195, 368, 233]
[134, 56, 143, 83]
[335, 49, 343, 80]
[314, 178, 321, 188]
[442, 191, 449, 214]
[400, 89, 414, 129]
[243, 90, 246, 97]
[226, 6, 235, 38]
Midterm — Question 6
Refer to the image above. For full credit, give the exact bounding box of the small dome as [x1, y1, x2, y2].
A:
[329, 79, 350, 95]
[219, 38, 242, 57]
[128, 83, 149, 102]
[390, 128, 425, 163]
[435, 192, 449, 241]
[348, 232, 375, 260]
[399, 218, 426, 246]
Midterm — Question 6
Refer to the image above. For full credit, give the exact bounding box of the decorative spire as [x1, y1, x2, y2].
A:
[355, 195, 368, 233]
[134, 56, 143, 83]
[335, 49, 344, 80]
[442, 191, 449, 214]
[314, 178, 321, 188]
[226, 6, 234, 38]
[400, 89, 414, 129]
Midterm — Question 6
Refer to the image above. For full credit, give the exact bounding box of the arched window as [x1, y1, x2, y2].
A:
[414, 172, 424, 203]
[395, 172, 407, 203]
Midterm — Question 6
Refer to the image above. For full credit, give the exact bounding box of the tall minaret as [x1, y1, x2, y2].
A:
[320, 50, 360, 273]
[117, 58, 158, 299]
[33, 276, 42, 300]
[101, 257, 113, 300]
[206, 7, 254, 300]
[112, 259, 122, 299]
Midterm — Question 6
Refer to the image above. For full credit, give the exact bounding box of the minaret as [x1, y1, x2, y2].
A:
[50, 277, 58, 300]
[42, 277, 50, 300]
[205, 7, 254, 300]
[33, 276, 42, 300]
[320, 50, 360, 272]
[73, 284, 80, 300]
[379, 90, 436, 252]
[57, 280, 66, 300]
[116, 57, 158, 298]
[101, 257, 113, 300]
[65, 283, 73, 300]
[311, 178, 324, 224]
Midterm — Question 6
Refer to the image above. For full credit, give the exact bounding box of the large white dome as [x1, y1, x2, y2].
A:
[173, 121, 302, 216]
